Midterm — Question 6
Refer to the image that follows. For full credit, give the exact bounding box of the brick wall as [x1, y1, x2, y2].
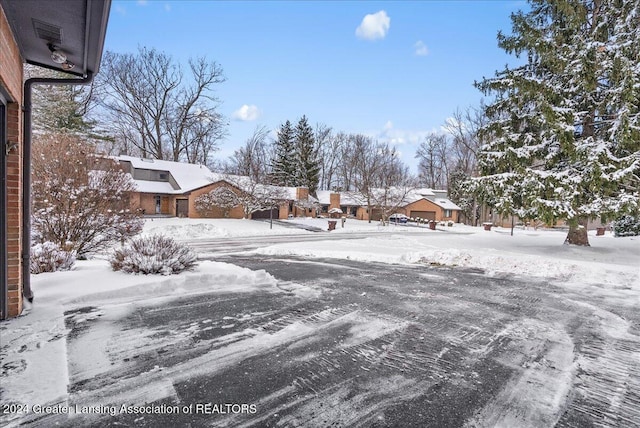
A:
[188, 182, 245, 219]
[1, 4, 24, 318]
[0, 7, 23, 99]
[6, 103, 22, 317]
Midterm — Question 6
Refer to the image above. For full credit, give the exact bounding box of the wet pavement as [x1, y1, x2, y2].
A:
[8, 255, 640, 427]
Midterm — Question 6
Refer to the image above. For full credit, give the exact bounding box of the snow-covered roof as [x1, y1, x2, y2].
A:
[431, 198, 462, 210]
[127, 177, 177, 194]
[316, 190, 331, 205]
[315, 187, 460, 210]
[117, 155, 215, 194]
[116, 156, 315, 202]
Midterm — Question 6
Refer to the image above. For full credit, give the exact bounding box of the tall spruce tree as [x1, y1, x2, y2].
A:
[294, 115, 320, 196]
[475, 0, 640, 246]
[27, 65, 97, 136]
[270, 120, 297, 186]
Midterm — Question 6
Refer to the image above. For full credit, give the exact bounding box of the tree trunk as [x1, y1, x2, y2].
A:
[564, 218, 590, 246]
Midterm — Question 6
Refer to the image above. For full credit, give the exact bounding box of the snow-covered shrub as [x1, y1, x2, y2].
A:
[110, 235, 198, 275]
[31, 133, 143, 259]
[30, 242, 76, 274]
[613, 215, 640, 237]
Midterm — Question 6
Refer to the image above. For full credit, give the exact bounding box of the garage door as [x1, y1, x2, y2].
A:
[370, 209, 383, 221]
[252, 208, 279, 219]
[410, 210, 436, 221]
[176, 199, 189, 217]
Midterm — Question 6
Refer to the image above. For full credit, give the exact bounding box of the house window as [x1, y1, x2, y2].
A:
[155, 195, 161, 214]
[444, 209, 451, 218]
[159, 173, 168, 180]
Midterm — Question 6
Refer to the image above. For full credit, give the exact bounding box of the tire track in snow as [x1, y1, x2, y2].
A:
[556, 308, 640, 428]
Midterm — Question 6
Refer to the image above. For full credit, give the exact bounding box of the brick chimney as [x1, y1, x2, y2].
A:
[296, 187, 309, 200]
[329, 193, 341, 210]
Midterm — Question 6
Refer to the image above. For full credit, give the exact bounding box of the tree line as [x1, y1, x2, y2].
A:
[29, 0, 640, 246]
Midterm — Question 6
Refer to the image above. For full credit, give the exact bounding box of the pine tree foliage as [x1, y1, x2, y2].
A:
[270, 120, 297, 186]
[26, 65, 97, 136]
[613, 214, 640, 237]
[294, 115, 321, 196]
[475, 0, 640, 245]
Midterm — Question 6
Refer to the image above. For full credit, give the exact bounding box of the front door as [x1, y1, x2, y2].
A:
[161, 197, 170, 214]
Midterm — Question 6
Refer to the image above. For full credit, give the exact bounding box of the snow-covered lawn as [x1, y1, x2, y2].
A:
[142, 216, 443, 240]
[252, 221, 640, 290]
[1, 217, 638, 426]
[142, 217, 312, 239]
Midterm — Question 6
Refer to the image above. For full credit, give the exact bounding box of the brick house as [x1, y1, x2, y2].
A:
[0, 0, 111, 319]
[116, 155, 318, 220]
[317, 188, 461, 222]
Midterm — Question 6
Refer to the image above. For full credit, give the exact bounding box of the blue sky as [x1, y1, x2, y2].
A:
[105, 0, 526, 170]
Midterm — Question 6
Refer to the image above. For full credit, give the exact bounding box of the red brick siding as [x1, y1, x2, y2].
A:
[1, 5, 24, 317]
[0, 7, 22, 100]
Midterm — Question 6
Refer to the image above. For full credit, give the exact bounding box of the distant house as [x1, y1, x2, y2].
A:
[400, 189, 461, 222]
[116, 156, 317, 219]
[317, 188, 461, 222]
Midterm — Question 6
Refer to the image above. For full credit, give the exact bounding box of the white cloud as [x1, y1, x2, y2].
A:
[355, 11, 390, 40]
[164, 2, 171, 12]
[136, 0, 148, 5]
[440, 116, 468, 135]
[232, 105, 261, 122]
[377, 121, 431, 146]
[414, 40, 429, 56]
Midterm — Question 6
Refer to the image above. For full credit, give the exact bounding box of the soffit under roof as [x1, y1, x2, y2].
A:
[0, 0, 111, 77]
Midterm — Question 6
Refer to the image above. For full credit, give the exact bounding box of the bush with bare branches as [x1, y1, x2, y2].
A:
[110, 235, 198, 275]
[31, 133, 143, 258]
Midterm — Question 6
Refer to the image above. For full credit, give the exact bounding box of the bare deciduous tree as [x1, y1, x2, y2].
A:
[346, 135, 416, 222]
[415, 132, 449, 189]
[223, 177, 290, 219]
[96, 47, 226, 166]
[223, 125, 271, 182]
[316, 127, 350, 191]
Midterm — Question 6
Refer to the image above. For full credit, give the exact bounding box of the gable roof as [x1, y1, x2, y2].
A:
[117, 155, 218, 194]
[115, 155, 315, 202]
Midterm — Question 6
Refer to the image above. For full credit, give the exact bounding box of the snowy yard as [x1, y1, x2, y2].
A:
[1, 218, 639, 427]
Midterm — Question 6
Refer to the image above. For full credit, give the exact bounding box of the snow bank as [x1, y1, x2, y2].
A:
[251, 226, 640, 290]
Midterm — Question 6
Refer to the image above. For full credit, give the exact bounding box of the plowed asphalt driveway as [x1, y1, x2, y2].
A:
[17, 254, 640, 427]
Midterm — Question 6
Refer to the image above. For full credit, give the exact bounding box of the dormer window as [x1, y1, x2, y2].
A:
[159, 173, 168, 180]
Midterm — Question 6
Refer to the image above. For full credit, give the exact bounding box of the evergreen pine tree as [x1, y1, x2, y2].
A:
[475, 0, 640, 246]
[294, 115, 320, 196]
[270, 120, 297, 186]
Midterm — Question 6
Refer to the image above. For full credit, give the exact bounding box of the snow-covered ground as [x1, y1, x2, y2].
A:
[1, 217, 638, 425]
[252, 218, 640, 290]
